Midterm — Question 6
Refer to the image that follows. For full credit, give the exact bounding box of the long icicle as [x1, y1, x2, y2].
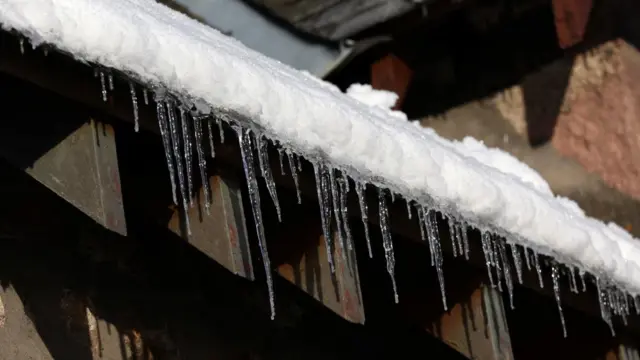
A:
[192, 116, 211, 214]
[156, 100, 178, 205]
[313, 162, 335, 273]
[356, 182, 373, 258]
[533, 251, 544, 288]
[378, 189, 399, 303]
[338, 176, 354, 251]
[498, 239, 514, 309]
[286, 152, 302, 204]
[426, 210, 447, 310]
[510, 243, 524, 285]
[329, 169, 346, 260]
[166, 101, 191, 235]
[552, 263, 568, 337]
[129, 81, 140, 132]
[236, 127, 276, 320]
[207, 120, 216, 158]
[180, 107, 194, 207]
[254, 134, 282, 222]
[480, 231, 495, 288]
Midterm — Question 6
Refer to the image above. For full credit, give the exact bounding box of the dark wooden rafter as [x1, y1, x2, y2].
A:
[551, 0, 594, 49]
[371, 53, 413, 110]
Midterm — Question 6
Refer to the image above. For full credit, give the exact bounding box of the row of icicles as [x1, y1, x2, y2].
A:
[70, 42, 640, 336]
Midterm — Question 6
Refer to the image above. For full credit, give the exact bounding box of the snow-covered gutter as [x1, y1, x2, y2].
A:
[1, 0, 638, 333]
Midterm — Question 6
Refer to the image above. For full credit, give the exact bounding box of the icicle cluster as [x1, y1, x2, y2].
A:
[78, 60, 640, 333]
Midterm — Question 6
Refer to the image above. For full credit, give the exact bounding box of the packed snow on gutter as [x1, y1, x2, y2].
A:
[1, 0, 639, 334]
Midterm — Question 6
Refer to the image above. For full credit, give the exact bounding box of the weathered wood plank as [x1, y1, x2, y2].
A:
[276, 214, 365, 324]
[430, 284, 514, 360]
[167, 173, 254, 280]
[371, 53, 413, 110]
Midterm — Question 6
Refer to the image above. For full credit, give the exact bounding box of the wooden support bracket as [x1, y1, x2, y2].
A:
[167, 173, 254, 280]
[552, 0, 593, 49]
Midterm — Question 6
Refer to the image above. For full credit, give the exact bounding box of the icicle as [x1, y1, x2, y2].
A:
[192, 116, 211, 214]
[417, 207, 426, 242]
[533, 251, 544, 288]
[166, 102, 191, 235]
[425, 210, 446, 310]
[523, 247, 532, 271]
[634, 295, 640, 316]
[355, 182, 372, 258]
[19, 38, 24, 54]
[378, 189, 399, 304]
[447, 217, 459, 258]
[277, 148, 286, 175]
[498, 240, 514, 309]
[143, 88, 149, 105]
[453, 221, 464, 259]
[156, 101, 178, 205]
[129, 82, 140, 132]
[313, 162, 335, 272]
[490, 236, 503, 292]
[338, 177, 354, 251]
[406, 200, 412, 220]
[480, 231, 496, 288]
[236, 127, 276, 320]
[207, 120, 215, 158]
[43, 47, 49, 56]
[596, 278, 615, 336]
[418, 208, 435, 266]
[390, 192, 396, 203]
[217, 118, 225, 143]
[568, 267, 578, 294]
[579, 271, 587, 292]
[551, 264, 568, 338]
[286, 152, 302, 204]
[510, 243, 524, 284]
[180, 107, 194, 207]
[329, 169, 346, 259]
[255, 134, 282, 222]
[461, 222, 470, 260]
[108, 73, 114, 91]
[99, 71, 108, 102]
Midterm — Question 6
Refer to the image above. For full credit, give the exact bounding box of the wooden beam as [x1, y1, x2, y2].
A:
[371, 53, 413, 110]
[551, 0, 593, 49]
[0, 73, 126, 235]
[167, 173, 254, 280]
[430, 284, 514, 359]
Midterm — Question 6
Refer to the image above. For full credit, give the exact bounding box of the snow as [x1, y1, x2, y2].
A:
[2, 0, 640, 300]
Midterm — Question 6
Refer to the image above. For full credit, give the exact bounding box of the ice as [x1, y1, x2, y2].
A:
[236, 127, 276, 320]
[447, 217, 459, 258]
[524, 247, 532, 271]
[481, 231, 496, 288]
[579, 271, 587, 292]
[378, 189, 399, 304]
[596, 278, 615, 336]
[568, 267, 578, 294]
[533, 251, 544, 288]
[286, 152, 302, 204]
[551, 263, 568, 337]
[405, 199, 412, 220]
[491, 236, 503, 292]
[510, 243, 524, 284]
[108, 73, 114, 91]
[143, 88, 149, 105]
[425, 210, 446, 310]
[129, 81, 140, 132]
[255, 134, 282, 222]
[207, 120, 215, 158]
[497, 239, 514, 308]
[217, 118, 225, 144]
[155, 99, 178, 205]
[338, 176, 354, 251]
[313, 162, 335, 273]
[192, 115, 211, 214]
[99, 71, 107, 102]
[277, 148, 286, 175]
[179, 107, 194, 207]
[329, 169, 346, 259]
[460, 222, 470, 260]
[355, 181, 373, 259]
[19, 37, 24, 54]
[166, 101, 191, 234]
